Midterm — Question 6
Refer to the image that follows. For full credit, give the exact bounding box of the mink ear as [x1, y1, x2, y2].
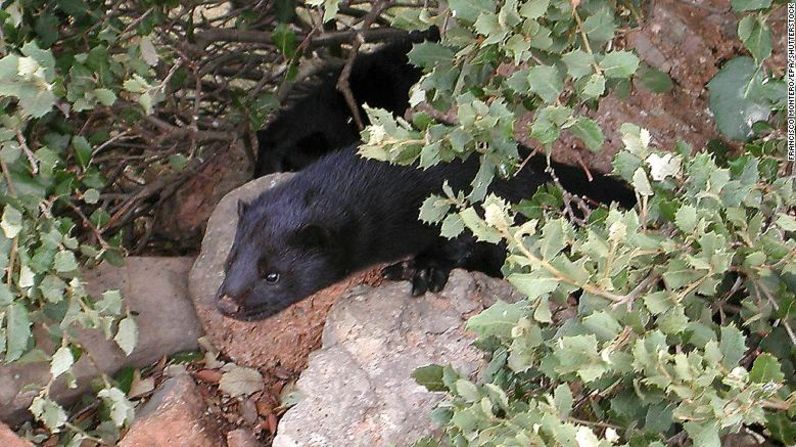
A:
[291, 224, 333, 250]
[237, 200, 249, 218]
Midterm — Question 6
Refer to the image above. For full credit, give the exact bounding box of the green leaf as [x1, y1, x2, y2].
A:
[707, 57, 771, 141]
[39, 274, 66, 303]
[561, 50, 594, 79]
[412, 364, 446, 391]
[568, 117, 604, 152]
[306, 0, 341, 23]
[114, 317, 138, 356]
[644, 291, 672, 315]
[583, 311, 622, 341]
[459, 208, 501, 243]
[775, 213, 796, 232]
[600, 51, 640, 79]
[645, 403, 674, 433]
[168, 153, 188, 171]
[507, 273, 559, 300]
[528, 65, 563, 103]
[448, 0, 494, 23]
[139, 35, 158, 66]
[34, 13, 59, 47]
[6, 303, 31, 362]
[72, 136, 92, 167]
[455, 379, 480, 402]
[541, 219, 567, 259]
[83, 188, 100, 204]
[582, 8, 616, 43]
[533, 296, 552, 323]
[0, 284, 14, 306]
[1, 205, 23, 238]
[466, 300, 526, 338]
[730, 0, 771, 12]
[737, 15, 772, 63]
[675, 205, 698, 233]
[408, 43, 455, 69]
[419, 195, 450, 224]
[553, 383, 573, 418]
[719, 324, 746, 369]
[50, 345, 74, 379]
[440, 213, 464, 239]
[97, 387, 134, 427]
[765, 412, 796, 445]
[30, 396, 67, 432]
[97, 290, 123, 315]
[683, 422, 720, 447]
[519, 0, 549, 19]
[554, 335, 606, 382]
[637, 66, 674, 93]
[579, 73, 605, 100]
[474, 12, 506, 45]
[646, 153, 681, 181]
[619, 123, 651, 156]
[632, 168, 653, 196]
[272, 23, 297, 58]
[658, 305, 688, 335]
[749, 352, 784, 383]
[412, 437, 440, 447]
[54, 250, 78, 272]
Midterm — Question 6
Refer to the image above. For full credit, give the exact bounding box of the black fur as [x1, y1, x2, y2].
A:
[218, 145, 635, 321]
[255, 28, 438, 176]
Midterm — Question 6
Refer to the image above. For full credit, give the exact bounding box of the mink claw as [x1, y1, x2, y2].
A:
[381, 260, 416, 281]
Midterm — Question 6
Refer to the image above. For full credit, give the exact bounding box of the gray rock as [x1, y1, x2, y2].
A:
[273, 270, 521, 447]
[0, 257, 202, 425]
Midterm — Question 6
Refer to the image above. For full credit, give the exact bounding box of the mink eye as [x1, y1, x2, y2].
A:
[265, 272, 279, 284]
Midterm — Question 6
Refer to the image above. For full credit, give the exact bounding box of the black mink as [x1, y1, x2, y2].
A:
[217, 145, 635, 321]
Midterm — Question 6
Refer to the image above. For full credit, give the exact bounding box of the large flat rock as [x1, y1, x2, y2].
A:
[273, 270, 522, 447]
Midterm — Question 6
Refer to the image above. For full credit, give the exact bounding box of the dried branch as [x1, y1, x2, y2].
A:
[336, 1, 394, 130]
[193, 26, 410, 50]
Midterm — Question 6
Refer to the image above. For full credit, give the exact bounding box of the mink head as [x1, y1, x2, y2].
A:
[216, 198, 346, 321]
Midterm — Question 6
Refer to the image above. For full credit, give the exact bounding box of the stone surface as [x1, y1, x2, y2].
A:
[0, 422, 33, 447]
[189, 174, 384, 379]
[273, 270, 522, 447]
[227, 428, 260, 447]
[0, 257, 203, 425]
[120, 373, 225, 447]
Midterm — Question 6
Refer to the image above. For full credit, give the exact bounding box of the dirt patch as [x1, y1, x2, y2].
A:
[196, 266, 384, 378]
[518, 0, 749, 173]
[153, 138, 254, 251]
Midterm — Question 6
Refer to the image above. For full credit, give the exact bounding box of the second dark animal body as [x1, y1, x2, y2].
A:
[217, 145, 635, 321]
[255, 29, 437, 176]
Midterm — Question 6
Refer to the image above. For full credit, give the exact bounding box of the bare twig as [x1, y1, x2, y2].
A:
[611, 273, 661, 309]
[193, 26, 410, 49]
[336, 1, 394, 130]
[573, 152, 593, 182]
[16, 131, 38, 174]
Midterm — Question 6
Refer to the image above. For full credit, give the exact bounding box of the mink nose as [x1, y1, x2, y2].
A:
[217, 294, 242, 316]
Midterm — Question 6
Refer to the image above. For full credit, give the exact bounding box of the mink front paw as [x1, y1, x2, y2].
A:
[382, 258, 451, 296]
